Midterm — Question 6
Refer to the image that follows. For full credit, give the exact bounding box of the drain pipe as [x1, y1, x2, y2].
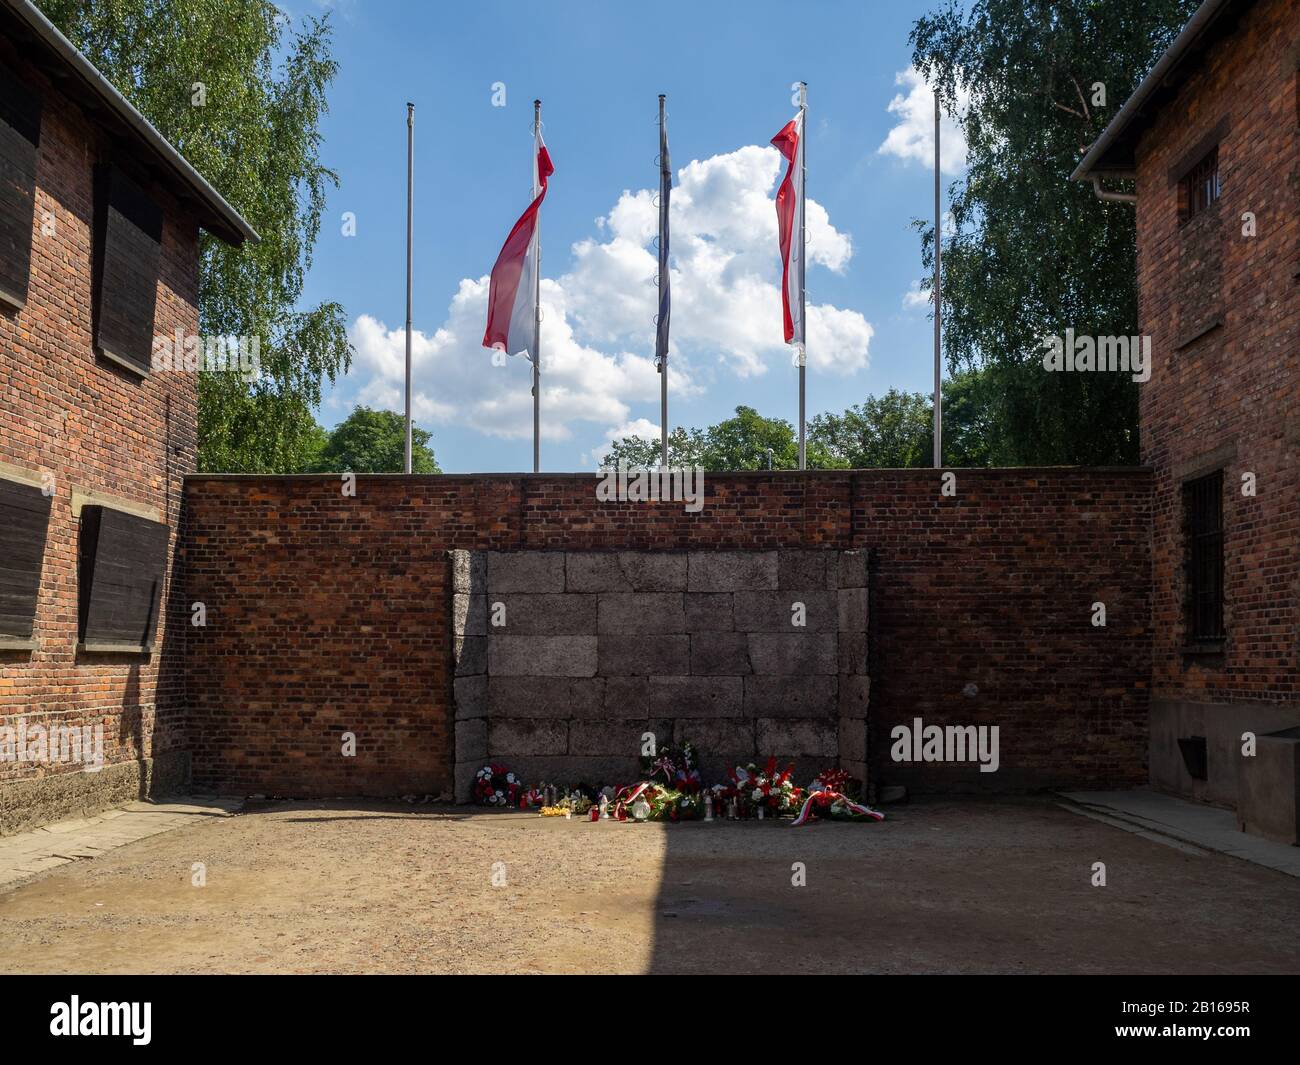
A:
[1091, 174, 1137, 204]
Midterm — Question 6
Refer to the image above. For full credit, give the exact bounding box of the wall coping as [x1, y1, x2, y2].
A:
[185, 466, 1153, 482]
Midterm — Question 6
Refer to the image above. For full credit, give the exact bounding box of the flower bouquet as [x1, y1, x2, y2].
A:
[473, 763, 524, 807]
[791, 767, 884, 826]
[641, 741, 702, 794]
[731, 757, 805, 818]
[609, 781, 706, 822]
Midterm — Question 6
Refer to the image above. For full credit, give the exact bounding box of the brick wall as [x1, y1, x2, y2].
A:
[1135, 0, 1300, 802]
[0, 41, 200, 832]
[184, 468, 1151, 797]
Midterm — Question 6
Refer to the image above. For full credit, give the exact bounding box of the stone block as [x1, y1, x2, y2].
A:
[488, 718, 568, 757]
[744, 675, 837, 717]
[675, 718, 755, 759]
[838, 675, 871, 719]
[597, 593, 686, 634]
[834, 549, 868, 589]
[746, 633, 836, 675]
[488, 635, 597, 677]
[838, 587, 869, 633]
[778, 550, 832, 590]
[602, 676, 652, 717]
[490, 755, 638, 790]
[757, 718, 838, 758]
[838, 632, 869, 675]
[455, 717, 488, 763]
[452, 593, 487, 636]
[487, 676, 604, 718]
[597, 634, 689, 675]
[566, 551, 687, 592]
[687, 550, 778, 592]
[451, 550, 486, 594]
[454, 760, 481, 803]
[492, 593, 596, 634]
[487, 552, 565, 593]
[568, 678, 606, 718]
[569, 719, 671, 757]
[454, 675, 488, 720]
[733, 590, 837, 632]
[838, 715, 868, 762]
[650, 675, 744, 717]
[684, 593, 733, 631]
[454, 636, 486, 677]
[689, 632, 752, 675]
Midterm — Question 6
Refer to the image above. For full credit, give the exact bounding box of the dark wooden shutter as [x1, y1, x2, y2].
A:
[92, 164, 163, 374]
[78, 505, 168, 650]
[0, 478, 51, 640]
[0, 60, 41, 311]
[1183, 471, 1224, 643]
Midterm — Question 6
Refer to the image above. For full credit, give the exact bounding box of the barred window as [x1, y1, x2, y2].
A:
[1180, 147, 1220, 222]
[1183, 471, 1224, 642]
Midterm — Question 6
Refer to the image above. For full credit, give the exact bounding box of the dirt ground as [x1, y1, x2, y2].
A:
[0, 796, 1297, 974]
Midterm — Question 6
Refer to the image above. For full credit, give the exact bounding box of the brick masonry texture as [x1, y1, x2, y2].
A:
[183, 469, 1152, 798]
[0, 41, 200, 823]
[1134, 0, 1300, 799]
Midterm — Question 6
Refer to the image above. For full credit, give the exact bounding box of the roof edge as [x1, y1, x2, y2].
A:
[3, 0, 258, 245]
[1070, 0, 1242, 183]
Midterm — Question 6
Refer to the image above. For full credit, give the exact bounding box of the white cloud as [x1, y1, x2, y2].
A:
[903, 280, 930, 310]
[346, 141, 874, 447]
[583, 417, 663, 469]
[878, 66, 969, 175]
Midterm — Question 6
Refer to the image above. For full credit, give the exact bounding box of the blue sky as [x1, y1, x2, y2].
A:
[294, 0, 967, 472]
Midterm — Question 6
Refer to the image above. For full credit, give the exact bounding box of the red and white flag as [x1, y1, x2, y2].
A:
[483, 126, 554, 361]
[770, 110, 805, 349]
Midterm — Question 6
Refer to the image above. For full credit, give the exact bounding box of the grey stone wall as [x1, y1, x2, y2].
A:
[452, 549, 868, 800]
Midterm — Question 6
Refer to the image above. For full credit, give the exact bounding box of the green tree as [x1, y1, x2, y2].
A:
[807, 370, 1001, 468]
[910, 0, 1197, 465]
[601, 407, 842, 471]
[38, 0, 350, 473]
[309, 407, 440, 474]
[810, 389, 932, 468]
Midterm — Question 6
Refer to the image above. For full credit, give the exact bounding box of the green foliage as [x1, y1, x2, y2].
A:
[308, 406, 439, 474]
[38, 0, 351, 472]
[602, 406, 840, 471]
[600, 371, 1000, 471]
[909, 0, 1197, 465]
[810, 389, 931, 469]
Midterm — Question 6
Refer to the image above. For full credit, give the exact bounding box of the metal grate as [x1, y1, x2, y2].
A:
[1181, 147, 1220, 222]
[1183, 470, 1224, 642]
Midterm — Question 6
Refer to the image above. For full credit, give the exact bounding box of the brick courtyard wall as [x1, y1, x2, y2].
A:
[184, 468, 1151, 798]
[1135, 0, 1300, 804]
[0, 40, 200, 833]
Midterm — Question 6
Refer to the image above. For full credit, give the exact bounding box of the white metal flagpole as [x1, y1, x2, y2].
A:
[933, 90, 943, 470]
[532, 99, 541, 474]
[798, 81, 807, 471]
[405, 102, 414, 474]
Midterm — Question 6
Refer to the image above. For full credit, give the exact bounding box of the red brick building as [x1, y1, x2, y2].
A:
[0, 0, 253, 833]
[1074, 0, 1300, 817]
